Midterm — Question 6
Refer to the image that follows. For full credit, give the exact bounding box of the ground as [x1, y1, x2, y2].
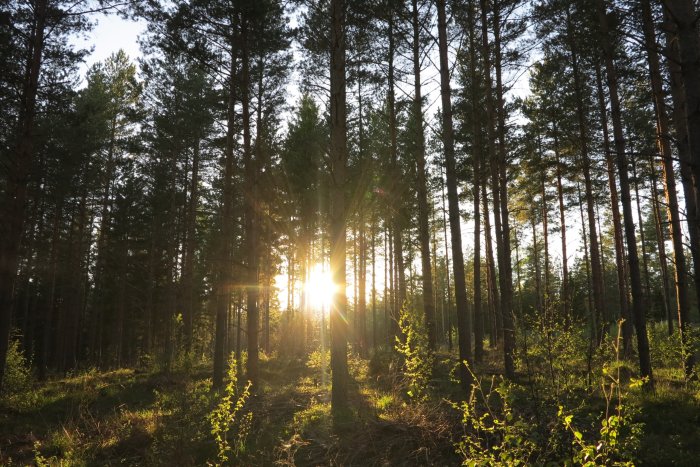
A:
[1, 344, 699, 466]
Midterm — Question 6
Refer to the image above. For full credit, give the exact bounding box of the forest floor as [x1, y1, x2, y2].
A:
[1, 342, 700, 466]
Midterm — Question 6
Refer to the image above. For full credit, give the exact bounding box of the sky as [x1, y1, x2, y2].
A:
[72, 15, 147, 86]
[70, 11, 644, 315]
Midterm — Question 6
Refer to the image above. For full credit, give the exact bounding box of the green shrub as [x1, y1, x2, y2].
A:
[208, 354, 252, 466]
[2, 338, 32, 394]
[558, 324, 643, 466]
[453, 371, 537, 466]
[150, 377, 213, 465]
[395, 301, 433, 400]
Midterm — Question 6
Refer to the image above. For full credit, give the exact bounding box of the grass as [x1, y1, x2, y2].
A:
[1, 335, 699, 465]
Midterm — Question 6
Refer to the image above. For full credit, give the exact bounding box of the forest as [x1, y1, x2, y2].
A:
[1, 0, 700, 465]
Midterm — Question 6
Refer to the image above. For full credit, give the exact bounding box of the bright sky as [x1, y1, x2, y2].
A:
[73, 15, 147, 85]
[72, 13, 649, 314]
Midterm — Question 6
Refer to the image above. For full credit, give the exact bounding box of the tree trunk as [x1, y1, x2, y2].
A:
[649, 163, 673, 336]
[469, 0, 483, 362]
[481, 0, 503, 348]
[492, 0, 516, 378]
[440, 169, 453, 351]
[213, 45, 237, 389]
[642, 0, 693, 375]
[411, 0, 436, 351]
[532, 214, 542, 320]
[540, 155, 550, 321]
[182, 139, 200, 353]
[241, 22, 259, 388]
[594, 60, 632, 353]
[437, 0, 472, 391]
[553, 128, 570, 324]
[0, 0, 48, 388]
[596, 0, 653, 386]
[482, 184, 499, 348]
[577, 181, 595, 333]
[330, 0, 349, 412]
[566, 6, 606, 345]
[663, 0, 700, 239]
[631, 155, 652, 301]
[664, 8, 700, 313]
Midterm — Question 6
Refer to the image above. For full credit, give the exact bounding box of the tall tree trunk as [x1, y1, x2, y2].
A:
[385, 12, 405, 340]
[492, 0, 516, 378]
[532, 214, 542, 320]
[481, 0, 503, 347]
[663, 1, 700, 238]
[469, 0, 484, 362]
[594, 60, 632, 353]
[566, 6, 606, 346]
[664, 8, 700, 312]
[540, 151, 550, 321]
[411, 0, 436, 351]
[642, 0, 693, 375]
[357, 77, 368, 356]
[631, 155, 652, 301]
[242, 22, 259, 388]
[577, 181, 595, 334]
[0, 0, 48, 388]
[371, 215, 377, 350]
[650, 163, 673, 336]
[440, 169, 454, 350]
[553, 128, 570, 324]
[330, 0, 349, 412]
[482, 184, 499, 348]
[213, 46, 237, 389]
[40, 202, 62, 378]
[437, 0, 472, 391]
[384, 227, 390, 345]
[596, 0, 653, 386]
[182, 140, 200, 352]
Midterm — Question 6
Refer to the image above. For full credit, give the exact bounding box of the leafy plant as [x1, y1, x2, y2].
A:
[453, 368, 537, 466]
[2, 338, 32, 394]
[395, 301, 433, 400]
[208, 354, 253, 466]
[558, 322, 643, 466]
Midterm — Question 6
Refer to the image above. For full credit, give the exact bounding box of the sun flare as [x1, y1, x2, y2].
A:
[305, 263, 335, 312]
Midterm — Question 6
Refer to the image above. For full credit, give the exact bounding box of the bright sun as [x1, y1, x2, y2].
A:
[305, 263, 335, 312]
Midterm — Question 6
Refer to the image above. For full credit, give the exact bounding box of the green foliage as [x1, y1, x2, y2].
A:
[558, 324, 643, 466]
[2, 338, 32, 395]
[648, 321, 700, 379]
[394, 301, 434, 400]
[518, 316, 590, 395]
[648, 322, 684, 369]
[558, 377, 642, 465]
[306, 348, 331, 386]
[150, 378, 213, 465]
[208, 355, 253, 466]
[453, 371, 537, 466]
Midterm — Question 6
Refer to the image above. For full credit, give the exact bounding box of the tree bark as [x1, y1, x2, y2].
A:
[553, 127, 570, 324]
[566, 6, 606, 345]
[330, 0, 349, 412]
[664, 8, 700, 313]
[437, 0, 472, 390]
[596, 0, 653, 386]
[213, 44, 237, 389]
[594, 60, 632, 353]
[642, 0, 693, 375]
[241, 20, 259, 388]
[468, 0, 484, 362]
[663, 1, 700, 239]
[492, 0, 515, 378]
[411, 0, 436, 351]
[0, 0, 48, 388]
